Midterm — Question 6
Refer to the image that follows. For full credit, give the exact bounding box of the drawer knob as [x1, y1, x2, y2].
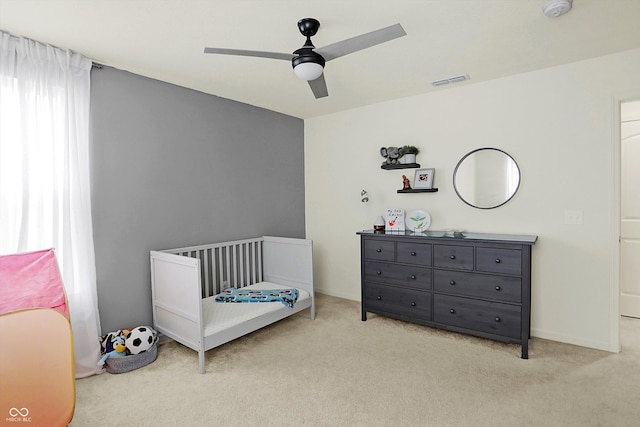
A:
[410, 275, 416, 280]
[495, 259, 501, 263]
[449, 309, 456, 314]
[495, 317, 501, 322]
[449, 280, 456, 286]
[376, 271, 382, 275]
[376, 248, 382, 253]
[411, 302, 416, 307]
[450, 255, 456, 260]
[377, 295, 382, 301]
[411, 251, 417, 256]
[495, 286, 501, 291]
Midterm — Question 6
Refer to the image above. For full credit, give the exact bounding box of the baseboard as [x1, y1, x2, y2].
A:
[314, 287, 359, 302]
[530, 327, 616, 353]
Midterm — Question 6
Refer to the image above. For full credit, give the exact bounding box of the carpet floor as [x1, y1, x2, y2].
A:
[71, 294, 640, 426]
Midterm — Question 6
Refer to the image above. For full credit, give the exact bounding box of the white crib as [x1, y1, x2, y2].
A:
[150, 236, 314, 373]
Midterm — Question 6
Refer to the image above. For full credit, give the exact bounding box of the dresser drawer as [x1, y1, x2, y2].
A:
[397, 242, 432, 266]
[476, 248, 522, 275]
[433, 270, 522, 303]
[433, 245, 474, 270]
[364, 239, 395, 261]
[364, 282, 432, 321]
[434, 295, 521, 340]
[364, 261, 432, 289]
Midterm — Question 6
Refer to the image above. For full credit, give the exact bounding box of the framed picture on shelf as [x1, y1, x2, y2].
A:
[414, 168, 435, 189]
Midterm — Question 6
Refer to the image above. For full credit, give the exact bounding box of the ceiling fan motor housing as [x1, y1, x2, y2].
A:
[298, 18, 320, 37]
[292, 49, 325, 69]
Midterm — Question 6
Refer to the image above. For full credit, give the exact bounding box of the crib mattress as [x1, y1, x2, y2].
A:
[202, 282, 310, 337]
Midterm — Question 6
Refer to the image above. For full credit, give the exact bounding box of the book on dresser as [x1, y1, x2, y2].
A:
[356, 230, 537, 358]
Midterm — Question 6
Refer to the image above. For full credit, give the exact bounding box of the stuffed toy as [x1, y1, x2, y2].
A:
[101, 328, 132, 353]
[98, 336, 127, 367]
[380, 146, 401, 165]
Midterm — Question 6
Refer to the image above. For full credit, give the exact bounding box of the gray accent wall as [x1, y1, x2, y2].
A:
[90, 66, 305, 334]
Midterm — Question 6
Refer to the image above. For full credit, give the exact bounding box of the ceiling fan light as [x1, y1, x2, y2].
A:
[293, 62, 324, 81]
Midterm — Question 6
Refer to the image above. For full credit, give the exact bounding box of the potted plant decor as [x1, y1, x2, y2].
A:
[399, 145, 420, 164]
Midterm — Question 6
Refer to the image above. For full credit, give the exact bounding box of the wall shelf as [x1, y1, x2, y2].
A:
[381, 163, 420, 170]
[397, 188, 439, 193]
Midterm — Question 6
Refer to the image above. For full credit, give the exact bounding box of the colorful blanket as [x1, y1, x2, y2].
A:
[214, 288, 299, 308]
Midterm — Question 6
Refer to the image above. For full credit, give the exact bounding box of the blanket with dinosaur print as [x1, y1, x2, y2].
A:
[214, 288, 299, 308]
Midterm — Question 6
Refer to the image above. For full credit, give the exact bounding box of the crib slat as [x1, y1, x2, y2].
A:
[197, 250, 204, 298]
[203, 248, 210, 297]
[220, 246, 226, 289]
[243, 242, 250, 285]
[237, 243, 243, 287]
[239, 243, 245, 286]
[248, 242, 252, 285]
[228, 245, 233, 286]
[236, 244, 240, 287]
[217, 247, 224, 291]
[239, 243, 244, 286]
[252, 241, 258, 284]
[227, 245, 234, 287]
[257, 240, 263, 283]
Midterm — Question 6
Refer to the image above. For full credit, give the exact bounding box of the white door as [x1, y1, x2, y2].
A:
[620, 100, 640, 318]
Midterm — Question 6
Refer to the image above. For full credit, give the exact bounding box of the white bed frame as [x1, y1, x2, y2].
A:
[150, 236, 314, 374]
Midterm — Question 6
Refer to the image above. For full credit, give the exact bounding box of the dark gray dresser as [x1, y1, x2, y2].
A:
[357, 230, 537, 358]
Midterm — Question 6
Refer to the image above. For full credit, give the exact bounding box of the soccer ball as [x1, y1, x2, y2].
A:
[125, 326, 156, 355]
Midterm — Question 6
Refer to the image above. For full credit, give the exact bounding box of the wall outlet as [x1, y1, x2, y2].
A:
[564, 210, 583, 225]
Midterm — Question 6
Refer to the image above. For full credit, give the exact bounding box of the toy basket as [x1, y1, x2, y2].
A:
[105, 339, 158, 374]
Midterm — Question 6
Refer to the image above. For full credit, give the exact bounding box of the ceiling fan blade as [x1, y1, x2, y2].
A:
[308, 74, 328, 99]
[204, 47, 293, 61]
[315, 23, 406, 62]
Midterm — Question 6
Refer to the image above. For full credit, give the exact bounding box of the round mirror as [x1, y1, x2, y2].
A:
[453, 148, 521, 209]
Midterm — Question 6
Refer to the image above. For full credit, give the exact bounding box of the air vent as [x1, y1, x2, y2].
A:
[431, 74, 470, 87]
[431, 79, 450, 87]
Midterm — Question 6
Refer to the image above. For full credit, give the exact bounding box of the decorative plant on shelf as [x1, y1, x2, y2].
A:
[399, 145, 420, 164]
[400, 145, 420, 156]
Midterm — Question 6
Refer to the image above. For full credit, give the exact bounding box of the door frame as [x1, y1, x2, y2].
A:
[610, 92, 640, 353]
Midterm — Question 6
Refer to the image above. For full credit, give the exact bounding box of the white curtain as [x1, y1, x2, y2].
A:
[0, 31, 102, 378]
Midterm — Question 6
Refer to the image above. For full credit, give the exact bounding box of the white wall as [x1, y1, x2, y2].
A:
[305, 48, 640, 352]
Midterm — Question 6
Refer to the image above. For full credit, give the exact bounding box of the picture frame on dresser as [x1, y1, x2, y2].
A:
[356, 230, 537, 359]
[385, 208, 405, 232]
[413, 168, 435, 189]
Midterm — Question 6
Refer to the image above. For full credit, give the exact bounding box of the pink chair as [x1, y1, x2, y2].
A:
[0, 249, 75, 426]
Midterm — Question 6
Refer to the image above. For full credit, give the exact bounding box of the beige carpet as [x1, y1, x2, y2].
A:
[71, 294, 640, 426]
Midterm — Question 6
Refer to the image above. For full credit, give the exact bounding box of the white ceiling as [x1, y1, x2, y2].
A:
[1, 1, 639, 119]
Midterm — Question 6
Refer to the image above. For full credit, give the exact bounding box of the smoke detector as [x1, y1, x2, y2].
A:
[543, 0, 573, 17]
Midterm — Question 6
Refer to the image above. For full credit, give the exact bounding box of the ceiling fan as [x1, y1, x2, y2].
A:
[204, 18, 406, 99]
